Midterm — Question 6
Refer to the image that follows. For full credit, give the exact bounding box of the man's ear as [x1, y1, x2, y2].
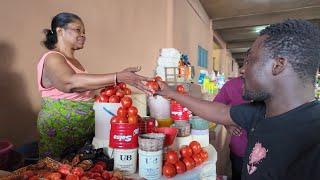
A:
[272, 57, 287, 75]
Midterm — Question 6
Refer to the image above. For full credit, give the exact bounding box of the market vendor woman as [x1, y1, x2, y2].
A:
[37, 12, 148, 159]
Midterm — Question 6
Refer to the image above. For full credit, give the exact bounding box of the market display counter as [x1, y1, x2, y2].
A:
[126, 144, 217, 180]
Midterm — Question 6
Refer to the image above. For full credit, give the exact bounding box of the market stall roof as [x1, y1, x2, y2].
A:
[199, 0, 320, 63]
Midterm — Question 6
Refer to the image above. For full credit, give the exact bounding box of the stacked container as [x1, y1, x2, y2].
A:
[148, 95, 173, 127]
[139, 117, 156, 134]
[92, 102, 121, 149]
[109, 123, 139, 175]
[190, 116, 210, 147]
[138, 133, 165, 180]
[170, 100, 193, 149]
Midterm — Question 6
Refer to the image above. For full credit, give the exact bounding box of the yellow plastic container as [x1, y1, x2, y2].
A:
[157, 118, 173, 127]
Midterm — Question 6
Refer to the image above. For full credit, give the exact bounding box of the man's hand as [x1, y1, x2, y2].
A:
[154, 80, 176, 98]
[225, 125, 242, 136]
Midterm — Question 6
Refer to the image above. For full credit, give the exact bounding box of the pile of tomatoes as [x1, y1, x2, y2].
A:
[110, 95, 139, 124]
[95, 82, 131, 103]
[95, 83, 139, 124]
[20, 161, 123, 180]
[110, 91, 139, 125]
[162, 141, 208, 178]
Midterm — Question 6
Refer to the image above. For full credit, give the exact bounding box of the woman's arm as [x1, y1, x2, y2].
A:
[43, 53, 149, 93]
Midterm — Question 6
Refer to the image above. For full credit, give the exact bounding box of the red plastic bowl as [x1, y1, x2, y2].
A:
[153, 127, 178, 147]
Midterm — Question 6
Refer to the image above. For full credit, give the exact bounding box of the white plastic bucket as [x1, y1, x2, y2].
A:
[93, 102, 121, 148]
[138, 149, 163, 180]
[113, 148, 138, 175]
[191, 129, 210, 147]
[148, 95, 170, 119]
[131, 93, 147, 117]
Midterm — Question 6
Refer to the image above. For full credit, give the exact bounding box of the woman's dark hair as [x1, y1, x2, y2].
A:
[42, 12, 82, 50]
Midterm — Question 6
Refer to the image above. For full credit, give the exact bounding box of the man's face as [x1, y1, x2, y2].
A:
[242, 35, 271, 101]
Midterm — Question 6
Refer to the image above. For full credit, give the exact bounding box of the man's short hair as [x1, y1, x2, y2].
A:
[260, 19, 320, 84]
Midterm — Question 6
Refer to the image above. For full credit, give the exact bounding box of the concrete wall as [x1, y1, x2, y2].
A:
[212, 31, 239, 78]
[172, 0, 214, 80]
[0, 0, 169, 146]
[0, 0, 216, 147]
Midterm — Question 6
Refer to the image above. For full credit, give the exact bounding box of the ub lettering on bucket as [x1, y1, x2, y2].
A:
[113, 148, 137, 175]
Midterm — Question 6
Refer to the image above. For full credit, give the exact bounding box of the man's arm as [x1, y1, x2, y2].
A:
[156, 81, 237, 126]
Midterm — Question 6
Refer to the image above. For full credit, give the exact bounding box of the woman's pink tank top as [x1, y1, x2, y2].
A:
[37, 51, 94, 101]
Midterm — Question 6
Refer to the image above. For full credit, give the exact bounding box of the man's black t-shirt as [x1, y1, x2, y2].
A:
[230, 100, 320, 180]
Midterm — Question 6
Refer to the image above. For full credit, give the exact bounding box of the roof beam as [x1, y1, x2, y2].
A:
[227, 41, 254, 49]
[213, 6, 320, 30]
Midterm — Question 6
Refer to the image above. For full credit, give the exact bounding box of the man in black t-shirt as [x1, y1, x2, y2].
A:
[155, 20, 320, 179]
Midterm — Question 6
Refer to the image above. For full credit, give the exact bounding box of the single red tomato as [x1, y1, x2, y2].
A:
[95, 95, 101, 102]
[123, 87, 131, 95]
[71, 167, 84, 176]
[109, 95, 120, 103]
[128, 115, 138, 124]
[116, 89, 125, 98]
[162, 164, 176, 177]
[182, 157, 195, 170]
[117, 107, 128, 117]
[102, 95, 110, 102]
[176, 85, 185, 93]
[83, 172, 94, 178]
[200, 149, 209, 161]
[121, 96, 132, 109]
[118, 117, 128, 123]
[163, 161, 171, 167]
[58, 164, 72, 175]
[165, 150, 179, 164]
[175, 160, 186, 174]
[96, 161, 107, 170]
[117, 82, 127, 89]
[101, 170, 111, 179]
[189, 141, 202, 154]
[47, 172, 62, 180]
[104, 87, 116, 96]
[65, 174, 79, 180]
[90, 164, 103, 173]
[154, 76, 163, 81]
[90, 172, 101, 177]
[146, 81, 160, 91]
[80, 176, 90, 180]
[128, 106, 138, 116]
[192, 153, 203, 166]
[95, 95, 109, 103]
[100, 88, 106, 94]
[180, 145, 193, 158]
[111, 116, 120, 123]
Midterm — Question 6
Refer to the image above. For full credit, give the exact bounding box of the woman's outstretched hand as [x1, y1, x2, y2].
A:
[117, 66, 153, 95]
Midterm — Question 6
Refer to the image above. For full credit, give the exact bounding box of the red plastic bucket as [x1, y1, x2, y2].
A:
[109, 123, 139, 149]
[139, 117, 156, 134]
[170, 102, 189, 120]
